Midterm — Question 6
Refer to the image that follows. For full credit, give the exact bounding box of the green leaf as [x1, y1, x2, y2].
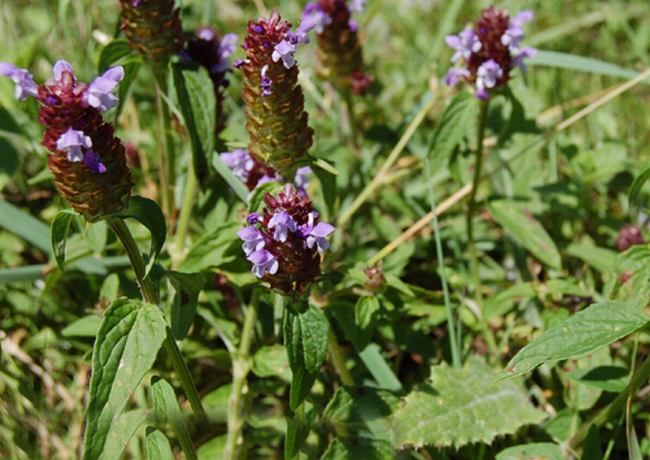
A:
[152, 376, 198, 460]
[179, 221, 239, 272]
[197, 435, 226, 460]
[488, 200, 561, 270]
[165, 271, 205, 340]
[86, 220, 108, 254]
[300, 303, 329, 373]
[50, 209, 77, 271]
[61, 315, 101, 338]
[212, 152, 249, 203]
[312, 162, 337, 218]
[496, 443, 565, 460]
[146, 428, 174, 460]
[99, 409, 148, 460]
[321, 438, 395, 460]
[98, 40, 132, 73]
[566, 365, 630, 393]
[285, 404, 316, 459]
[117, 196, 167, 276]
[354, 296, 381, 350]
[0, 200, 50, 252]
[100, 273, 121, 303]
[284, 305, 321, 410]
[391, 358, 545, 449]
[629, 164, 650, 210]
[566, 242, 617, 274]
[427, 92, 478, 175]
[82, 298, 167, 460]
[252, 344, 291, 382]
[172, 62, 216, 186]
[358, 344, 403, 392]
[502, 298, 649, 379]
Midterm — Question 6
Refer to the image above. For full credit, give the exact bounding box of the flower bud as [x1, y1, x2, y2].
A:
[237, 185, 334, 294]
[298, 0, 373, 94]
[445, 8, 536, 99]
[0, 61, 132, 221]
[616, 224, 644, 252]
[119, 0, 183, 63]
[238, 13, 314, 179]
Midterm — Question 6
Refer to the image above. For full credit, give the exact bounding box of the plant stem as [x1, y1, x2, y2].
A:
[571, 351, 650, 448]
[107, 218, 208, 425]
[342, 90, 360, 152]
[465, 100, 498, 358]
[153, 67, 176, 227]
[328, 329, 354, 386]
[173, 160, 198, 264]
[424, 156, 461, 368]
[224, 292, 260, 460]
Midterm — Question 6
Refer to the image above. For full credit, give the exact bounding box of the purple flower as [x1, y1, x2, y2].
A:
[286, 31, 309, 45]
[255, 174, 279, 188]
[212, 33, 238, 74]
[294, 166, 312, 190]
[234, 59, 247, 68]
[501, 11, 533, 52]
[56, 128, 93, 163]
[52, 60, 75, 82]
[83, 150, 107, 174]
[247, 212, 261, 224]
[297, 3, 332, 35]
[220, 149, 254, 181]
[248, 249, 279, 278]
[475, 59, 503, 99]
[260, 64, 273, 96]
[445, 28, 482, 63]
[237, 225, 266, 255]
[348, 0, 366, 13]
[0, 62, 38, 100]
[84, 66, 124, 112]
[301, 212, 334, 254]
[348, 20, 359, 33]
[445, 68, 470, 86]
[271, 39, 297, 69]
[512, 47, 537, 72]
[268, 210, 298, 242]
[196, 28, 216, 41]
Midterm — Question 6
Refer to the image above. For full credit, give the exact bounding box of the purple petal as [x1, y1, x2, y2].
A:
[0, 62, 39, 100]
[83, 150, 107, 174]
[53, 60, 74, 82]
[310, 222, 335, 238]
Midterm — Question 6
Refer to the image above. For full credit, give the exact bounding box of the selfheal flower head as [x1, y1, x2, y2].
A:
[0, 62, 38, 100]
[239, 12, 314, 179]
[238, 184, 334, 293]
[444, 7, 535, 99]
[2, 60, 133, 221]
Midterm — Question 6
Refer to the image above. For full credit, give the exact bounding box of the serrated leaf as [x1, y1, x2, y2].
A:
[496, 442, 564, 460]
[82, 298, 167, 460]
[165, 271, 205, 340]
[146, 428, 174, 460]
[172, 62, 215, 186]
[488, 200, 561, 270]
[428, 92, 478, 174]
[502, 298, 649, 379]
[284, 305, 320, 410]
[152, 376, 197, 460]
[99, 409, 148, 460]
[391, 358, 545, 449]
[300, 304, 329, 373]
[50, 209, 77, 271]
[117, 196, 167, 276]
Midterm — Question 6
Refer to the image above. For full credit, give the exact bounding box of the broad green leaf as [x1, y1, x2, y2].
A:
[197, 435, 226, 460]
[50, 209, 77, 271]
[427, 92, 478, 175]
[146, 428, 174, 460]
[212, 152, 249, 203]
[98, 39, 132, 73]
[152, 376, 197, 460]
[284, 305, 319, 410]
[566, 365, 629, 393]
[100, 273, 120, 303]
[566, 242, 617, 274]
[117, 195, 167, 276]
[172, 62, 215, 186]
[252, 344, 291, 382]
[496, 443, 564, 460]
[300, 303, 329, 373]
[86, 220, 108, 254]
[391, 358, 545, 448]
[82, 298, 167, 460]
[528, 51, 650, 83]
[502, 298, 649, 379]
[99, 409, 148, 460]
[354, 296, 381, 350]
[179, 221, 239, 272]
[358, 344, 402, 392]
[61, 315, 101, 338]
[165, 271, 205, 340]
[0, 200, 50, 252]
[488, 200, 561, 270]
[321, 438, 394, 460]
[629, 164, 650, 209]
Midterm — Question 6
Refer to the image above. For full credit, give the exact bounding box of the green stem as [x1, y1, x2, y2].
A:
[571, 351, 650, 448]
[173, 160, 198, 263]
[424, 156, 461, 368]
[342, 90, 360, 152]
[153, 67, 176, 226]
[107, 218, 208, 425]
[328, 329, 354, 386]
[465, 100, 498, 358]
[224, 292, 260, 460]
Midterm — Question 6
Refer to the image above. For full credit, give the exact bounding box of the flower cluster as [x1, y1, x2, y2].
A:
[298, 0, 372, 94]
[445, 8, 536, 99]
[220, 149, 312, 192]
[0, 61, 132, 220]
[119, 0, 183, 63]
[237, 13, 314, 179]
[184, 28, 238, 137]
[237, 185, 334, 293]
